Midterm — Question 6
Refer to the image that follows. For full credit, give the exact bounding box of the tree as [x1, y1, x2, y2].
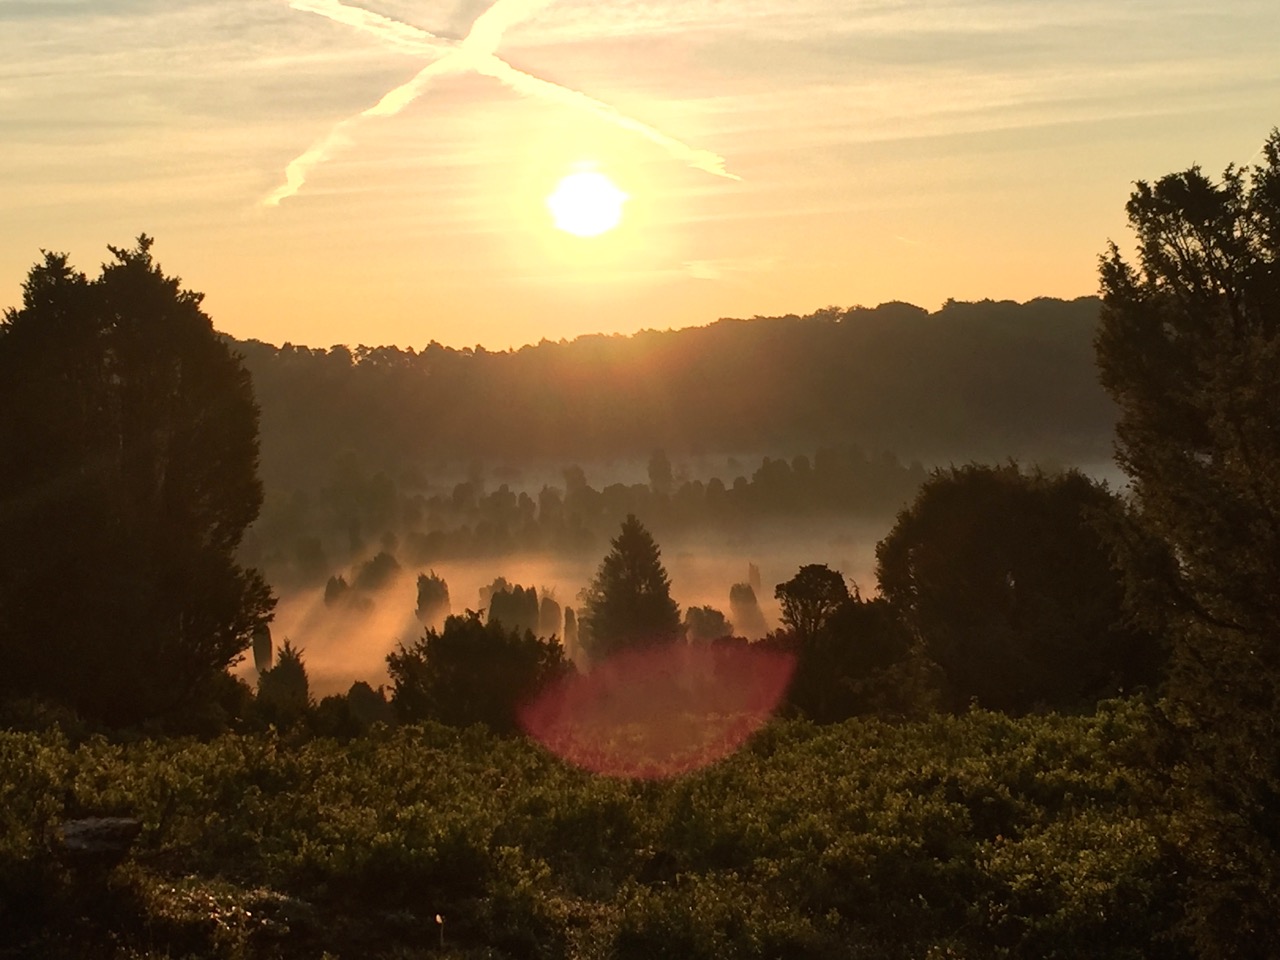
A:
[312, 680, 393, 738]
[487, 583, 539, 636]
[578, 515, 682, 661]
[386, 612, 568, 733]
[875, 463, 1160, 713]
[774, 564, 850, 642]
[729, 582, 769, 638]
[684, 605, 734, 643]
[254, 639, 311, 729]
[538, 592, 562, 639]
[784, 594, 933, 723]
[324, 575, 350, 606]
[415, 570, 451, 629]
[0, 237, 274, 724]
[1096, 132, 1280, 958]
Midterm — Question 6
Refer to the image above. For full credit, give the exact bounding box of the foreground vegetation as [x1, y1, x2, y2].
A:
[1, 701, 1189, 959]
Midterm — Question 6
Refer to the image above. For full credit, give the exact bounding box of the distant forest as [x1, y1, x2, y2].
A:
[237, 297, 1111, 582]
[236, 296, 1115, 489]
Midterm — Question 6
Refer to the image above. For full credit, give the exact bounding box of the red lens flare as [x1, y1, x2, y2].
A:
[519, 641, 796, 779]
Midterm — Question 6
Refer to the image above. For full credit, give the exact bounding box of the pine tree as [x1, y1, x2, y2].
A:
[578, 515, 682, 661]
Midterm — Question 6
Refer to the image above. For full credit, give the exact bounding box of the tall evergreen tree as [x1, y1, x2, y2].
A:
[1096, 130, 1280, 958]
[0, 237, 274, 724]
[578, 514, 682, 661]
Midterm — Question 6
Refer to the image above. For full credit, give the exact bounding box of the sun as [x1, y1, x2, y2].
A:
[546, 170, 628, 237]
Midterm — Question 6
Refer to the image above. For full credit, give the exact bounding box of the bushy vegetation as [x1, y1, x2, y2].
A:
[0, 702, 1190, 960]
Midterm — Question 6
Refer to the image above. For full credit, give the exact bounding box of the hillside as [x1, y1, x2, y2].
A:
[236, 297, 1114, 489]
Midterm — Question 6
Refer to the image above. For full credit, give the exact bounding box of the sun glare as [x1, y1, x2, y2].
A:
[546, 171, 628, 237]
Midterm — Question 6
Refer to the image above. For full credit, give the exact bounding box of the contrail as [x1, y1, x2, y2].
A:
[265, 0, 739, 206]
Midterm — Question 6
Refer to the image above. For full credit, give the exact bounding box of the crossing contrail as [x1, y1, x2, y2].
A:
[266, 0, 739, 206]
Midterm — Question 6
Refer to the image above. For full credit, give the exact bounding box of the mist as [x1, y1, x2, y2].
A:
[240, 514, 886, 697]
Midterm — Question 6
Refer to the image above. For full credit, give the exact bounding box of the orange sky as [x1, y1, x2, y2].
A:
[4, 0, 1278, 349]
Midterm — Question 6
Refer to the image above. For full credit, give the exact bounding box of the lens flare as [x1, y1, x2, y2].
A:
[519, 641, 796, 779]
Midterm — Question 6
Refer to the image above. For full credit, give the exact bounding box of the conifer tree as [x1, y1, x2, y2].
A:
[578, 515, 682, 661]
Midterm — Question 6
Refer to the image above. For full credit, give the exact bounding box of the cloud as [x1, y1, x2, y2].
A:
[266, 0, 740, 206]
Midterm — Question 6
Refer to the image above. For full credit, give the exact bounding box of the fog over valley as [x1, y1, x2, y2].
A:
[242, 514, 888, 695]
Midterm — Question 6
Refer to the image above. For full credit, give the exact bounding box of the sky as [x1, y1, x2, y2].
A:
[3, 0, 1278, 350]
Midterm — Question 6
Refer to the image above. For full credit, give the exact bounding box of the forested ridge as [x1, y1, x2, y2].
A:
[237, 296, 1113, 487]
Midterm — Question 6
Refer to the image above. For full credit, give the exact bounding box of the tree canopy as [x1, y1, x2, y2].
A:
[234, 297, 1114, 490]
[0, 237, 274, 724]
[386, 612, 568, 733]
[875, 463, 1159, 713]
[1097, 129, 1280, 958]
[775, 564, 851, 642]
[578, 515, 682, 661]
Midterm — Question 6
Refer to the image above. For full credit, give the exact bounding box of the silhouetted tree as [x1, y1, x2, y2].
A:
[487, 583, 539, 636]
[684, 605, 734, 643]
[324, 575, 350, 607]
[875, 463, 1159, 713]
[386, 612, 568, 733]
[415, 571, 451, 629]
[1096, 131, 1280, 958]
[784, 594, 933, 722]
[345, 680, 393, 728]
[313, 680, 394, 738]
[729, 582, 769, 639]
[775, 564, 851, 642]
[578, 515, 682, 661]
[479, 576, 513, 611]
[255, 639, 310, 728]
[538, 592, 562, 639]
[0, 237, 274, 724]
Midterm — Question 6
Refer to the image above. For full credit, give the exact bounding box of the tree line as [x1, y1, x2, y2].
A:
[242, 444, 927, 587]
[235, 295, 1116, 490]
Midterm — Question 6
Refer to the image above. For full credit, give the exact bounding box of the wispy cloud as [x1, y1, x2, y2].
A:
[266, 0, 740, 206]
